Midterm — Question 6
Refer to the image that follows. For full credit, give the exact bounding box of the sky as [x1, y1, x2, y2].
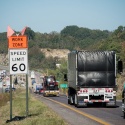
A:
[0, 0, 125, 33]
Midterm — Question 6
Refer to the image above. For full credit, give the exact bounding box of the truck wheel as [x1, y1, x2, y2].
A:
[74, 94, 78, 107]
[71, 96, 74, 105]
[74, 94, 81, 107]
[124, 112, 125, 119]
[69, 96, 73, 105]
[102, 102, 106, 107]
[74, 94, 87, 108]
[68, 98, 70, 104]
[43, 93, 46, 97]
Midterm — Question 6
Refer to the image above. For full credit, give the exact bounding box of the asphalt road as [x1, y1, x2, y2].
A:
[33, 93, 102, 125]
[33, 93, 125, 125]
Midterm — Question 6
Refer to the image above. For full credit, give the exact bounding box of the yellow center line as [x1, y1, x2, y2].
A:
[43, 97, 111, 125]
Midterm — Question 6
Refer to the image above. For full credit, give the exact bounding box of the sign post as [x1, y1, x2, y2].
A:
[8, 35, 28, 120]
[26, 74, 28, 116]
[10, 75, 12, 120]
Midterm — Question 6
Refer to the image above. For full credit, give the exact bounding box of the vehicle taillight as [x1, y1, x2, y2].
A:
[80, 90, 82, 93]
[105, 89, 113, 92]
[83, 89, 88, 93]
[79, 89, 88, 93]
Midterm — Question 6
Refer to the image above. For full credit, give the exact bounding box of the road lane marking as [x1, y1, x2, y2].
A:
[43, 96, 111, 125]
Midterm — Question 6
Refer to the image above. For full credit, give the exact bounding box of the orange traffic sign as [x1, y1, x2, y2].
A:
[8, 36, 28, 49]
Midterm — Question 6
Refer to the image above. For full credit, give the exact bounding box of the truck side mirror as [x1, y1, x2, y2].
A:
[64, 74, 67, 81]
[118, 60, 123, 73]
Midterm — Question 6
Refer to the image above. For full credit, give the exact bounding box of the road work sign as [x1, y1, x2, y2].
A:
[9, 49, 28, 74]
[8, 36, 27, 49]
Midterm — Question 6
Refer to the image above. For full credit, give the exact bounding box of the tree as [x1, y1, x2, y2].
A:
[61, 25, 79, 37]
[28, 46, 45, 68]
[25, 27, 35, 40]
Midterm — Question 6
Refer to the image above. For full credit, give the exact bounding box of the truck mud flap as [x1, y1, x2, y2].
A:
[78, 101, 87, 107]
[106, 101, 116, 107]
[77, 96, 87, 107]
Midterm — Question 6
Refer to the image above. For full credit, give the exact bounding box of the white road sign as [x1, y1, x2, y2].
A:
[9, 49, 28, 74]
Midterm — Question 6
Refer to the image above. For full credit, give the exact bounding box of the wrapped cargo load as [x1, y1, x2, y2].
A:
[67, 50, 117, 107]
[77, 51, 115, 87]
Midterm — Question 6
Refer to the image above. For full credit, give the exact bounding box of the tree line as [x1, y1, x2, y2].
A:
[0, 25, 125, 70]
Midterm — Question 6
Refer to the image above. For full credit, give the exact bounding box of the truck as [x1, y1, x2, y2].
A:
[65, 50, 120, 107]
[40, 75, 59, 96]
[33, 83, 42, 94]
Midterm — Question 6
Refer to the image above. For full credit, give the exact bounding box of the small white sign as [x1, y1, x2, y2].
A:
[9, 49, 28, 74]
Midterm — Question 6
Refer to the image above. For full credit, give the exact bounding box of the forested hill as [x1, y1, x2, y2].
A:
[0, 25, 125, 68]
[0, 25, 111, 53]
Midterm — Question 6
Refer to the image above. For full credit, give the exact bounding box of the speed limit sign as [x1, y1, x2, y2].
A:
[9, 49, 28, 74]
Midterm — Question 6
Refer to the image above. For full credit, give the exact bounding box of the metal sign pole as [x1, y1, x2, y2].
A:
[2, 83, 3, 93]
[26, 74, 28, 117]
[10, 75, 12, 120]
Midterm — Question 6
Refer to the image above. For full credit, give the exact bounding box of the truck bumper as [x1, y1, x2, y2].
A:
[44, 91, 59, 96]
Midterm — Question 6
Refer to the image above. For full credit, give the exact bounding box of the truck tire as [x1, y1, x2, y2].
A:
[74, 94, 78, 107]
[74, 94, 87, 108]
[68, 96, 71, 104]
[69, 96, 73, 105]
[43, 93, 46, 97]
[102, 102, 106, 107]
[68, 98, 70, 104]
[74, 94, 83, 108]
[124, 112, 125, 119]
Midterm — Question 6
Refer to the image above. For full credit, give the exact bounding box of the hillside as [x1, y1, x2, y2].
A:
[0, 54, 8, 66]
[0, 49, 69, 65]
[41, 48, 70, 59]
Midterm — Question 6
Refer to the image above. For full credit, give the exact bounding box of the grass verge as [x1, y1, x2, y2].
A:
[0, 93, 10, 107]
[0, 88, 69, 125]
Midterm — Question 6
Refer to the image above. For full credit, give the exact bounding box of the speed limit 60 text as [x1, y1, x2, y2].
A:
[9, 49, 28, 74]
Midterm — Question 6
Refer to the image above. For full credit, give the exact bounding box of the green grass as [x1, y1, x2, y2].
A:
[0, 93, 10, 107]
[116, 93, 122, 100]
[0, 88, 69, 125]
